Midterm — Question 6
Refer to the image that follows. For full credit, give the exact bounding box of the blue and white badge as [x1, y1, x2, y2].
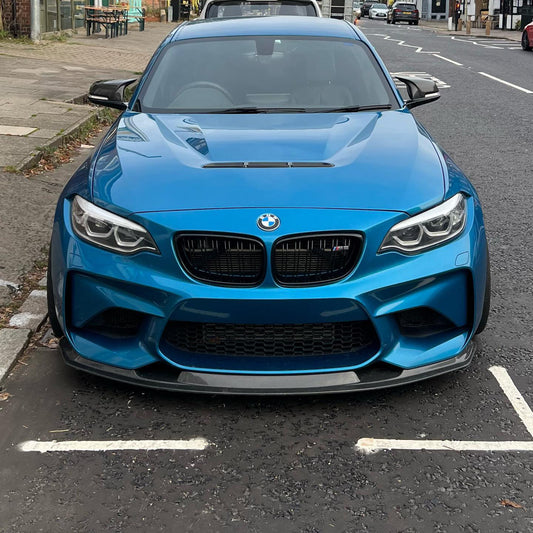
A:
[257, 213, 280, 231]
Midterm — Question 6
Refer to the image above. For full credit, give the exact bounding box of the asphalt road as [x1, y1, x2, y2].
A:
[1, 21, 532, 532]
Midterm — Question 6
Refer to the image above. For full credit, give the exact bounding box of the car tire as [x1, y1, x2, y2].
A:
[414, 20, 418, 25]
[522, 31, 532, 51]
[475, 250, 491, 335]
[47, 248, 64, 338]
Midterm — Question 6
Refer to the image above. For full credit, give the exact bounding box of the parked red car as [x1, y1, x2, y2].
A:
[522, 21, 533, 51]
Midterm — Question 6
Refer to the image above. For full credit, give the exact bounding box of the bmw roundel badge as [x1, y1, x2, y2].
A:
[257, 213, 280, 231]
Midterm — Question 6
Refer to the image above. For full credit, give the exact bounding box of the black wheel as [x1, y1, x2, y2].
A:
[47, 248, 63, 338]
[414, 20, 419, 25]
[522, 31, 532, 51]
[475, 250, 491, 335]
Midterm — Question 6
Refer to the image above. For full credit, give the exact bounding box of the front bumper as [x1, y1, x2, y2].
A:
[61, 338, 476, 395]
[393, 13, 419, 21]
[51, 199, 487, 391]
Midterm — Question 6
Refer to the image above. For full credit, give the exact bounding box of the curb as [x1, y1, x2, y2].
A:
[16, 105, 103, 172]
[0, 276, 49, 384]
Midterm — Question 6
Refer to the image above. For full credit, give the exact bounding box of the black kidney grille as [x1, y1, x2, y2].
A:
[273, 234, 362, 285]
[175, 234, 265, 286]
[162, 320, 378, 357]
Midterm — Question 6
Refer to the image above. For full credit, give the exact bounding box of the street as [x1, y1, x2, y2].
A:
[1, 20, 532, 531]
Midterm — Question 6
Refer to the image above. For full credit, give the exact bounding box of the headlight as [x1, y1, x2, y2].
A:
[70, 195, 159, 254]
[379, 193, 466, 254]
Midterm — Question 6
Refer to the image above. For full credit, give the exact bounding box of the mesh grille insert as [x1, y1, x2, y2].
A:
[162, 320, 378, 357]
[273, 233, 363, 286]
[175, 233, 265, 286]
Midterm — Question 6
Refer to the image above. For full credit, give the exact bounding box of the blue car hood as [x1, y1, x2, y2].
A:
[92, 110, 445, 214]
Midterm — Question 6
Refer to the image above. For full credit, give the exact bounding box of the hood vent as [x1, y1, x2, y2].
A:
[203, 162, 334, 169]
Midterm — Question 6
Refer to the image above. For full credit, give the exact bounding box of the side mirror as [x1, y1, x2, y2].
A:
[88, 78, 138, 110]
[395, 76, 440, 109]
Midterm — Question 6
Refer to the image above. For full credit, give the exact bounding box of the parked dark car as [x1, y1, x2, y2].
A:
[361, 1, 374, 16]
[387, 1, 419, 24]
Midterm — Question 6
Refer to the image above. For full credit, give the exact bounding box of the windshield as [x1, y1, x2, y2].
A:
[205, 1, 317, 17]
[138, 36, 397, 113]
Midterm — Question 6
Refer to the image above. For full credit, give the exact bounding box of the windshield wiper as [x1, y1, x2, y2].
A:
[320, 104, 393, 113]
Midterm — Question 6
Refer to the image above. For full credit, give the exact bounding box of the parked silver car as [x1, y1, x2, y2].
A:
[198, 0, 322, 18]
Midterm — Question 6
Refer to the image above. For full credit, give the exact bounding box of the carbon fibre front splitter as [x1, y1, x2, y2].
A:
[60, 338, 476, 396]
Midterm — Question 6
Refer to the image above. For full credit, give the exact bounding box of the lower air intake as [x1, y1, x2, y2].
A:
[162, 320, 379, 357]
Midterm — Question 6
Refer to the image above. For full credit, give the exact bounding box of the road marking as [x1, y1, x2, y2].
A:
[18, 438, 211, 453]
[372, 34, 440, 54]
[450, 36, 503, 49]
[392, 71, 450, 89]
[356, 439, 533, 454]
[355, 366, 533, 454]
[478, 72, 533, 94]
[489, 366, 533, 437]
[433, 54, 463, 66]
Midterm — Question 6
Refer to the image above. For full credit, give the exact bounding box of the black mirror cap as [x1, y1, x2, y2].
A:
[88, 78, 138, 110]
[395, 75, 441, 109]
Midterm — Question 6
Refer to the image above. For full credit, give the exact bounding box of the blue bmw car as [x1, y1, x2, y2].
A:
[48, 16, 490, 394]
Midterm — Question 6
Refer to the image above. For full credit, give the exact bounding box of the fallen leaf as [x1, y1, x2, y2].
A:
[500, 499, 523, 509]
[0, 392, 12, 401]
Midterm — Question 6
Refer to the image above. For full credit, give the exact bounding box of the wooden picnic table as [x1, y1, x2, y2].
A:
[84, 5, 130, 38]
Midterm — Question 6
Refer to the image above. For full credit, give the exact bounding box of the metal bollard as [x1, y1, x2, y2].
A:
[466, 19, 471, 34]
[485, 19, 491, 35]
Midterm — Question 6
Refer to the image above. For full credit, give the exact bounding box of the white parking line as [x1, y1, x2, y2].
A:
[433, 54, 463, 66]
[355, 366, 533, 454]
[18, 438, 211, 453]
[489, 366, 533, 437]
[478, 72, 533, 94]
[356, 438, 533, 454]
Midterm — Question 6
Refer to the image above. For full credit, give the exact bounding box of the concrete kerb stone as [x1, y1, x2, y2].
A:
[9, 290, 48, 331]
[1, 283, 49, 384]
[15, 104, 103, 172]
[0, 328, 32, 384]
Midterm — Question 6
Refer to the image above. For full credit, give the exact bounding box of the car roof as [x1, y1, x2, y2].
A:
[171, 15, 360, 41]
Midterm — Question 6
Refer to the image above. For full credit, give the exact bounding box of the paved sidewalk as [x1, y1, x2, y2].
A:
[419, 19, 522, 41]
[0, 22, 176, 171]
[0, 22, 176, 305]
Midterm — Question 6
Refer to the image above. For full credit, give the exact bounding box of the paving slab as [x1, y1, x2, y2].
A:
[0, 126, 38, 136]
